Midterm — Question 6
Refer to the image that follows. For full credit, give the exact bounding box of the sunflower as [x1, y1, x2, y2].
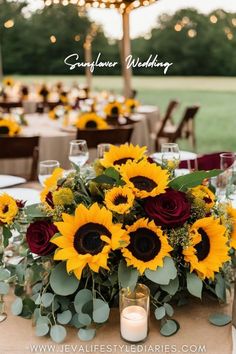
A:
[226, 204, 236, 249]
[101, 143, 147, 169]
[52, 203, 127, 279]
[76, 113, 108, 130]
[105, 186, 135, 214]
[40, 168, 64, 209]
[48, 109, 57, 120]
[191, 185, 215, 210]
[124, 99, 140, 114]
[183, 217, 230, 280]
[0, 119, 21, 136]
[0, 193, 18, 224]
[3, 77, 14, 87]
[120, 159, 169, 199]
[104, 101, 123, 117]
[122, 218, 172, 274]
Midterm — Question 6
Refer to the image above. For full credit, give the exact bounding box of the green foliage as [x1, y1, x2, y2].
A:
[50, 262, 79, 296]
[186, 272, 203, 299]
[145, 257, 177, 285]
[208, 313, 231, 326]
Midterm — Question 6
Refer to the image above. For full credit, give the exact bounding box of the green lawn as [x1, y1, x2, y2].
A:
[13, 75, 236, 154]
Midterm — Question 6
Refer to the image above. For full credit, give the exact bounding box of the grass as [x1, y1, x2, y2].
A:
[14, 75, 236, 154]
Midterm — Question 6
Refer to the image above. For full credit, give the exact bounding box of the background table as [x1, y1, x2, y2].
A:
[0, 294, 232, 354]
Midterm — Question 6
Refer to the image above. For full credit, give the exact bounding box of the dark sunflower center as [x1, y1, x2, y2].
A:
[130, 176, 157, 192]
[195, 227, 210, 261]
[0, 126, 10, 135]
[130, 104, 135, 110]
[85, 120, 97, 129]
[74, 222, 111, 255]
[113, 195, 128, 205]
[111, 107, 119, 116]
[114, 157, 134, 166]
[203, 197, 212, 204]
[128, 227, 161, 262]
[3, 205, 9, 213]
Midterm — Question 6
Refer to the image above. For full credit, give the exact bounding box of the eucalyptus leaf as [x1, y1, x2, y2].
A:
[0, 269, 11, 281]
[145, 257, 177, 285]
[57, 310, 72, 325]
[209, 313, 231, 326]
[71, 314, 84, 329]
[11, 297, 23, 315]
[215, 274, 226, 302]
[0, 282, 9, 295]
[36, 316, 50, 326]
[32, 283, 43, 295]
[160, 320, 179, 336]
[25, 203, 46, 219]
[169, 170, 221, 192]
[74, 289, 93, 313]
[35, 323, 49, 337]
[50, 262, 79, 296]
[41, 293, 54, 308]
[186, 273, 202, 299]
[50, 325, 67, 343]
[161, 277, 179, 295]
[34, 294, 41, 305]
[92, 175, 115, 185]
[118, 260, 138, 290]
[78, 313, 91, 326]
[93, 298, 110, 323]
[3, 225, 12, 247]
[154, 306, 166, 320]
[78, 328, 96, 341]
[104, 167, 120, 182]
[164, 303, 174, 317]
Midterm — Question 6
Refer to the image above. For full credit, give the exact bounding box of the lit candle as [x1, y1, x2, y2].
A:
[120, 305, 148, 342]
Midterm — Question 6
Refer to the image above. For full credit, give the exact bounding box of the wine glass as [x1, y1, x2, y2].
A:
[69, 140, 89, 168]
[97, 143, 111, 159]
[161, 143, 180, 177]
[38, 160, 60, 186]
[218, 152, 236, 199]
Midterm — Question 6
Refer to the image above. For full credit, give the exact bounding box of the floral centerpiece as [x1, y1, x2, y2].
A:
[0, 144, 234, 342]
[76, 113, 108, 130]
[0, 117, 21, 136]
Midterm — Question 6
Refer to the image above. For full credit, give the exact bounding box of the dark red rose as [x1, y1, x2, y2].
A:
[26, 221, 58, 256]
[144, 188, 191, 227]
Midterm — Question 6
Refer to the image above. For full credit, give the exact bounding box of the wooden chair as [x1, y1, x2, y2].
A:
[0, 101, 23, 113]
[156, 105, 200, 151]
[76, 125, 134, 148]
[0, 136, 40, 181]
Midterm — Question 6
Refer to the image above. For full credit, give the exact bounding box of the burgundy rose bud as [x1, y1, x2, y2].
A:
[16, 199, 26, 208]
[144, 188, 191, 228]
[26, 221, 58, 256]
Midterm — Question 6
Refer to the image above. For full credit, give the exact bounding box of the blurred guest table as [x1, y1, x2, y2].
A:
[0, 112, 157, 176]
[1, 293, 233, 354]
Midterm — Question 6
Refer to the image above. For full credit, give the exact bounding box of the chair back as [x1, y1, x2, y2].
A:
[0, 136, 39, 181]
[175, 105, 200, 138]
[0, 101, 23, 113]
[157, 100, 179, 136]
[76, 125, 134, 149]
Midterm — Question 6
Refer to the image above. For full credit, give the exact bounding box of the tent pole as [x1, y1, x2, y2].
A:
[122, 11, 132, 98]
[84, 40, 92, 92]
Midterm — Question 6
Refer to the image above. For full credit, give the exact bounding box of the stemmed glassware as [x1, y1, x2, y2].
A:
[38, 160, 60, 186]
[69, 140, 89, 168]
[218, 152, 236, 200]
[97, 143, 111, 159]
[161, 143, 180, 177]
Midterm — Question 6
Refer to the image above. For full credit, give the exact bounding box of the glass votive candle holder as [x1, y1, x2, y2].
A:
[120, 283, 150, 343]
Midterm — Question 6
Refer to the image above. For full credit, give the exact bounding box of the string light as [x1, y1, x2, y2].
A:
[227, 33, 233, 40]
[50, 35, 57, 43]
[188, 29, 197, 38]
[210, 15, 218, 24]
[4, 19, 14, 29]
[74, 34, 81, 41]
[232, 18, 236, 27]
[174, 23, 182, 32]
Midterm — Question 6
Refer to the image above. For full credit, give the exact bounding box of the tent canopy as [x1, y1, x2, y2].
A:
[76, 0, 156, 12]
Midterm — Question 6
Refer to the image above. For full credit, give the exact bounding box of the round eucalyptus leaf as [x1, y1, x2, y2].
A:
[0, 269, 11, 281]
[78, 328, 96, 341]
[57, 310, 72, 325]
[155, 306, 166, 320]
[186, 272, 202, 299]
[71, 314, 83, 329]
[74, 289, 93, 313]
[78, 313, 91, 326]
[161, 277, 179, 296]
[145, 258, 177, 285]
[118, 260, 138, 290]
[32, 283, 43, 295]
[50, 262, 79, 296]
[209, 313, 231, 326]
[35, 323, 49, 337]
[0, 282, 9, 295]
[41, 293, 54, 308]
[164, 303, 174, 317]
[93, 298, 110, 324]
[34, 294, 41, 305]
[11, 297, 23, 316]
[160, 320, 179, 337]
[36, 316, 50, 326]
[50, 325, 67, 343]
